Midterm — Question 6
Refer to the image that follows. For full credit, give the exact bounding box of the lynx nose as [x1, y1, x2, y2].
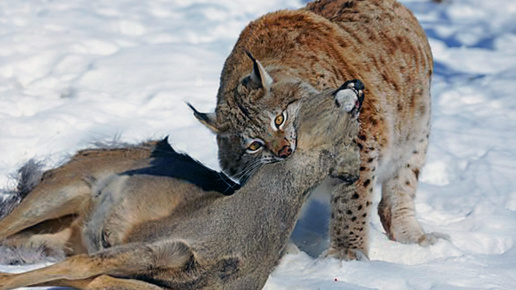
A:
[272, 137, 292, 158]
[278, 145, 292, 158]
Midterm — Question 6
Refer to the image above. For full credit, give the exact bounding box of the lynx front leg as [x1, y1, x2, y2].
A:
[0, 239, 193, 290]
[326, 150, 377, 261]
[378, 136, 449, 246]
[323, 137, 373, 261]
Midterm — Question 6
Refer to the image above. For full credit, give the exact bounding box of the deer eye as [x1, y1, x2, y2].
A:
[274, 112, 286, 128]
[246, 139, 264, 153]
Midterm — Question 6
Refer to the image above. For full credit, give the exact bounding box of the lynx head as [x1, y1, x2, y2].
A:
[189, 52, 363, 184]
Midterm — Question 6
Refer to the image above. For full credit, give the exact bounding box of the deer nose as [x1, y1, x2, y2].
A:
[278, 145, 292, 158]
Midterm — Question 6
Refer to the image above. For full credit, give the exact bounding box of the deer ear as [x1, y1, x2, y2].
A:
[187, 103, 220, 134]
[245, 50, 273, 90]
[334, 79, 365, 115]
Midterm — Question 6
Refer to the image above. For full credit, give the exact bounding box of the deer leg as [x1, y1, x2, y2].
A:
[0, 239, 193, 290]
[0, 182, 91, 239]
[34, 274, 163, 290]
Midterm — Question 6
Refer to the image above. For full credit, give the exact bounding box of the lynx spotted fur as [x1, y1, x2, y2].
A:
[191, 0, 447, 260]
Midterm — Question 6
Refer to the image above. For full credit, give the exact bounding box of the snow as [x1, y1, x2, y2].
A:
[1, 0, 515, 289]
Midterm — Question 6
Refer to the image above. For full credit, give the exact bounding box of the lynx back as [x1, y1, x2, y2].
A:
[189, 0, 448, 260]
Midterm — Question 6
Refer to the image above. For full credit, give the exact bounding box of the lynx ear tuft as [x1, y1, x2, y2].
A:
[245, 50, 273, 91]
[186, 102, 220, 134]
[334, 79, 365, 115]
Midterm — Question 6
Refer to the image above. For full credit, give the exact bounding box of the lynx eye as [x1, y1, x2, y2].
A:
[274, 112, 286, 128]
[246, 139, 264, 153]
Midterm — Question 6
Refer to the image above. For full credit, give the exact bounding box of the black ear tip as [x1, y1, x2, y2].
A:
[338, 79, 365, 91]
[186, 102, 207, 122]
[354, 79, 365, 91]
[186, 102, 199, 114]
[334, 79, 365, 115]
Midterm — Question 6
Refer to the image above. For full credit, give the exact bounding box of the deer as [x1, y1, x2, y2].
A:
[0, 80, 364, 289]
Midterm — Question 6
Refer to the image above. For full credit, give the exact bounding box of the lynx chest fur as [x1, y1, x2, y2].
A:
[192, 0, 446, 260]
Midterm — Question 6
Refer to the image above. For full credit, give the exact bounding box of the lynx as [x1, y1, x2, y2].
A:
[189, 0, 447, 260]
[0, 81, 363, 289]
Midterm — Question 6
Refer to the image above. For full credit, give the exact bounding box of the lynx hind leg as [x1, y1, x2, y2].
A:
[326, 148, 378, 261]
[378, 135, 449, 246]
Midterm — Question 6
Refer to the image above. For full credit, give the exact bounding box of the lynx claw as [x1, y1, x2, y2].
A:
[323, 247, 369, 262]
[417, 232, 451, 247]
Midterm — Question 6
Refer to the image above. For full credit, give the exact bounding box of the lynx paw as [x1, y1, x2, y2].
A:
[417, 232, 451, 247]
[323, 247, 369, 262]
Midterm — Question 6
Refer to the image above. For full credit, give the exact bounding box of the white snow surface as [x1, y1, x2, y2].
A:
[1, 0, 515, 289]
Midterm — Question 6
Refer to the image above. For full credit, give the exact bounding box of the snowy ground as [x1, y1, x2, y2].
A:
[1, 0, 515, 289]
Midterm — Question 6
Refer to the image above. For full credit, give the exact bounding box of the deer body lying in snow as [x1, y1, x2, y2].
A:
[0, 80, 363, 289]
